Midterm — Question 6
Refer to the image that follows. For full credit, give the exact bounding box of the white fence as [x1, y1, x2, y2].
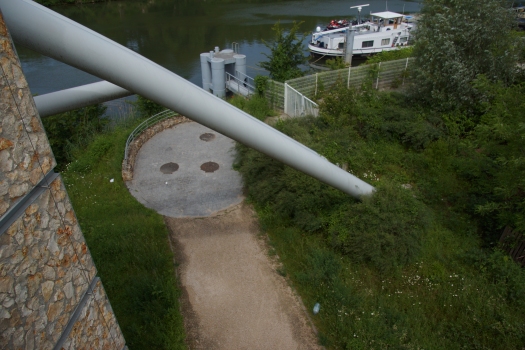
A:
[266, 57, 413, 114]
[284, 83, 319, 118]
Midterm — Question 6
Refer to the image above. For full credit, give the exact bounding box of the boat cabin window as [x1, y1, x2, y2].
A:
[400, 37, 408, 43]
[381, 38, 390, 46]
[362, 40, 374, 48]
[338, 42, 345, 49]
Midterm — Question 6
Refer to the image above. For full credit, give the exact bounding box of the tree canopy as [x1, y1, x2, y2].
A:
[410, 0, 523, 114]
[259, 21, 308, 82]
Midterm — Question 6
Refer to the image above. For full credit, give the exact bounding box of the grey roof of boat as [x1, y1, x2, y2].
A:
[370, 11, 404, 19]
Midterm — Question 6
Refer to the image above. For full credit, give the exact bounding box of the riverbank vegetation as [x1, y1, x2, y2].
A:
[234, 79, 525, 348]
[231, 0, 525, 348]
[57, 112, 186, 349]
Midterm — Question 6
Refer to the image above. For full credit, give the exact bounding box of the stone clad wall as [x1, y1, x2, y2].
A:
[0, 176, 96, 348]
[0, 13, 56, 217]
[0, 11, 126, 350]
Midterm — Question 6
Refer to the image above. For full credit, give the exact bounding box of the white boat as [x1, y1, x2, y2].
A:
[309, 5, 414, 57]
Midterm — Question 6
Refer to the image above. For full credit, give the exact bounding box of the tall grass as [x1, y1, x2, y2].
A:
[235, 87, 525, 348]
[62, 121, 186, 349]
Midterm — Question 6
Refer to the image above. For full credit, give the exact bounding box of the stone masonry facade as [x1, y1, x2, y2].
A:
[0, 10, 126, 350]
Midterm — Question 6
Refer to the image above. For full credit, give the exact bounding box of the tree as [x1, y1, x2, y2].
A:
[410, 0, 522, 114]
[259, 21, 308, 82]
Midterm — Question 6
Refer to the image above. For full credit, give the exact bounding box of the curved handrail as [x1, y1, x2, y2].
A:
[124, 109, 178, 160]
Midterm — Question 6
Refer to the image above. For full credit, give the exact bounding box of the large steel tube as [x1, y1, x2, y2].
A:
[0, 0, 375, 198]
[34, 81, 132, 118]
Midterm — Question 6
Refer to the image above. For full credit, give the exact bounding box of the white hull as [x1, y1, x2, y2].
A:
[309, 11, 413, 58]
[308, 43, 406, 57]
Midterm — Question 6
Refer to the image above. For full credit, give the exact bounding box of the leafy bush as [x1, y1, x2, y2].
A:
[133, 95, 165, 118]
[42, 104, 108, 170]
[329, 181, 430, 272]
[410, 0, 522, 114]
[325, 57, 346, 70]
[229, 94, 275, 121]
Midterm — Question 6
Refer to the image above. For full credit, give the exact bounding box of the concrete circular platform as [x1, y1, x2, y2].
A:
[127, 122, 244, 217]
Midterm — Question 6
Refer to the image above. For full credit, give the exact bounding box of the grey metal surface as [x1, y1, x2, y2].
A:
[127, 122, 243, 217]
[211, 58, 226, 98]
[1, 0, 374, 198]
[200, 53, 212, 92]
[33, 81, 132, 118]
[344, 27, 355, 64]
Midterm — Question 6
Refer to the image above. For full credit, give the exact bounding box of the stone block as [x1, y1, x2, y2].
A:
[61, 279, 126, 350]
[0, 13, 56, 218]
[0, 176, 96, 348]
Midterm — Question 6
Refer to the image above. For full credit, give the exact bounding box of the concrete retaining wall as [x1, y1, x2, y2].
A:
[122, 115, 190, 181]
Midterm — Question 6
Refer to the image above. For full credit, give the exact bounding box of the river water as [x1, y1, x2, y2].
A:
[16, 0, 421, 110]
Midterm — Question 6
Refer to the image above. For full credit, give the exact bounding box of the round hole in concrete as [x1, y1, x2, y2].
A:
[200, 162, 219, 173]
[160, 162, 179, 174]
[200, 133, 216, 142]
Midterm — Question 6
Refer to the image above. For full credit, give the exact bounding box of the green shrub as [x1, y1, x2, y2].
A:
[329, 181, 430, 272]
[133, 95, 165, 118]
[42, 104, 108, 170]
[229, 94, 275, 121]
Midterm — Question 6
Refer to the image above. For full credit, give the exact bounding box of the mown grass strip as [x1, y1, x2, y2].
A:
[62, 124, 186, 350]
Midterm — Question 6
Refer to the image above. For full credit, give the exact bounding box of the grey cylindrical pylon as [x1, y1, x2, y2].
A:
[200, 53, 212, 92]
[234, 54, 246, 78]
[0, 0, 375, 198]
[211, 58, 226, 98]
[34, 81, 132, 118]
[344, 27, 355, 65]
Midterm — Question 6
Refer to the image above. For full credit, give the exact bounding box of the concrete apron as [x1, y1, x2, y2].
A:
[127, 121, 244, 217]
[127, 121, 320, 349]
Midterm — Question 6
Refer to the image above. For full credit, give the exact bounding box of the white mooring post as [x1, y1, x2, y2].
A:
[375, 62, 381, 89]
[403, 57, 409, 86]
[315, 73, 318, 96]
[347, 66, 352, 89]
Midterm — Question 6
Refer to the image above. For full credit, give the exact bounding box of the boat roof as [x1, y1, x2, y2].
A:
[370, 11, 404, 19]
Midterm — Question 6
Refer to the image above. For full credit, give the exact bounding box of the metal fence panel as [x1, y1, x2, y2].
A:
[285, 84, 319, 118]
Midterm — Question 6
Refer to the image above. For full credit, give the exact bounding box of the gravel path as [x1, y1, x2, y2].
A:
[128, 122, 320, 349]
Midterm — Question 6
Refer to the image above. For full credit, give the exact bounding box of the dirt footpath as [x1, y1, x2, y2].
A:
[166, 203, 321, 350]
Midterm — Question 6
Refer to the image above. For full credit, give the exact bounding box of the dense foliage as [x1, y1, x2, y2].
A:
[233, 79, 525, 347]
[410, 0, 522, 114]
[259, 21, 308, 82]
[63, 121, 186, 350]
[133, 95, 166, 118]
[42, 104, 108, 170]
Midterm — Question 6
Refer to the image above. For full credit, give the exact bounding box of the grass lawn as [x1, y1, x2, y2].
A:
[62, 123, 186, 350]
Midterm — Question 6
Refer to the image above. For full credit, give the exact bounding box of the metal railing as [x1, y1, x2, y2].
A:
[226, 71, 255, 96]
[284, 83, 319, 118]
[232, 42, 240, 54]
[124, 109, 178, 160]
